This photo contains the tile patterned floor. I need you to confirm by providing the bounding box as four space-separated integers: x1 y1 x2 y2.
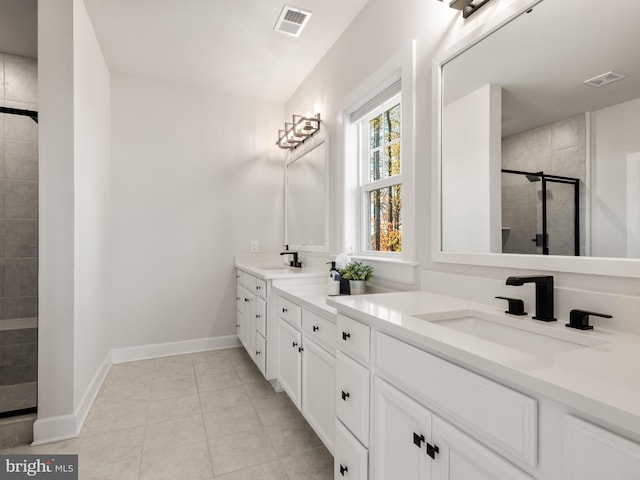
1 347 333 480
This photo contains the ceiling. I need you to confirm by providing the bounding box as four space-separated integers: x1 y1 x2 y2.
83 0 369 102
0 0 37 59
443 0 640 137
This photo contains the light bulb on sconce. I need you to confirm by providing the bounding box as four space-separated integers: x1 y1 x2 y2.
276 113 321 150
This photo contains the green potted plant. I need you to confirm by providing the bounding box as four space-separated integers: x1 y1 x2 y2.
340 261 374 295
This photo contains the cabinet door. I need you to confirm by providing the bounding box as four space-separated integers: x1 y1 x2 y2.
335 420 368 480
565 415 640 480
256 297 266 337
373 377 432 480
278 318 301 407
431 416 531 480
301 336 336 452
240 289 250 351
255 333 266 375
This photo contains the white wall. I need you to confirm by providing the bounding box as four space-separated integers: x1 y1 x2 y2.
285 0 640 318
592 98 640 258
110 75 283 349
442 84 501 253
72 0 112 409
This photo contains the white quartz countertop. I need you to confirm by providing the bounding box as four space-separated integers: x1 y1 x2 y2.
235 262 327 280
326 291 640 440
271 281 337 316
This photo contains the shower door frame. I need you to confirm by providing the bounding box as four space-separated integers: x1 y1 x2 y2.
502 168 580 256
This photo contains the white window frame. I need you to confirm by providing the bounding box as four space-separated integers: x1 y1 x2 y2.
358 94 403 256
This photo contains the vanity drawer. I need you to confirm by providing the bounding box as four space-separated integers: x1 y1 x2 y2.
374 331 537 467
242 272 257 291
336 351 370 446
256 297 266 336
255 278 266 299
335 420 368 480
302 309 336 352
277 296 301 329
336 315 370 364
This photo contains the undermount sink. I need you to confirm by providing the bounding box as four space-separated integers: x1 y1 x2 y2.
258 266 301 273
413 310 607 355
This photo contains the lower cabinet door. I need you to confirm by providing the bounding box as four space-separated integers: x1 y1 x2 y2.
277 318 301 407
431 416 532 480
255 333 266 376
372 377 432 480
301 336 335 452
335 420 368 480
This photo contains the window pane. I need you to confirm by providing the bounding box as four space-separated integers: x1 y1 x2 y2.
368 103 401 183
368 184 402 252
384 103 401 143
369 114 383 150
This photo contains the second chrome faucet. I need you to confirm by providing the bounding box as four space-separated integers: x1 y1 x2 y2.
506 275 556 322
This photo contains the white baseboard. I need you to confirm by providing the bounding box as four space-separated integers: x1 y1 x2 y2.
32 351 111 446
110 335 241 364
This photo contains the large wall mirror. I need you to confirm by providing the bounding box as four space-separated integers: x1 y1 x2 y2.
435 0 640 276
285 140 328 251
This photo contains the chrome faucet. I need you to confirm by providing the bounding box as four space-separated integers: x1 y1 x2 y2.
505 275 556 322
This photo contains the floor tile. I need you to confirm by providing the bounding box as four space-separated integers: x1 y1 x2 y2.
143 414 206 454
79 426 145 469
194 358 236 377
139 442 213 480
151 362 195 384
150 376 198 400
255 402 305 428
214 459 289 480
196 371 242 392
147 393 201 424
235 365 268 385
199 386 250 413
265 417 323 456
280 445 333 480
94 379 152 406
82 457 141 480
203 404 261 439
84 398 148 435
209 429 278 476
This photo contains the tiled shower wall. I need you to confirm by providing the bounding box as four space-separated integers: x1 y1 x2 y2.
502 114 586 256
0 52 38 414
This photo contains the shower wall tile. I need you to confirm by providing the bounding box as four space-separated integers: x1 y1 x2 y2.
0 140 5 177
552 146 585 180
4 60 37 104
4 219 37 258
4 180 38 219
552 116 579 151
4 297 37 319
0 61 5 101
5 140 38 180
5 258 37 297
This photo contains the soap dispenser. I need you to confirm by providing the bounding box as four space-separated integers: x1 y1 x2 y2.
327 261 341 296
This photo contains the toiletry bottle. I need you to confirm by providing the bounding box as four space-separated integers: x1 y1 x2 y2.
327 261 341 296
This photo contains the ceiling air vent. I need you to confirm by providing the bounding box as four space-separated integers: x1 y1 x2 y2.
274 5 312 37
584 71 626 88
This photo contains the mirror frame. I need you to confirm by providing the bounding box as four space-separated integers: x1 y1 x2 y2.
284 137 329 252
431 0 640 278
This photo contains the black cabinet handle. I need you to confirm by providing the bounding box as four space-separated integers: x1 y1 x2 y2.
427 443 439 459
413 432 425 448
341 390 350 401
292 342 298 348
313 325 319 332
339 465 348 476
256 285 261 290
244 298 249 302
235 297 240 300
282 307 288 313
298 346 304 353
256 351 261 356
342 331 350 341
256 314 261 319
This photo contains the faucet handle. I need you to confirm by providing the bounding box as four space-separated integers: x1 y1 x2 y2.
495 296 527 316
566 309 612 330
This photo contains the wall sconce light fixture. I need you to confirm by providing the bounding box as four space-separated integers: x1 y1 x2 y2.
276 113 321 150
438 0 491 18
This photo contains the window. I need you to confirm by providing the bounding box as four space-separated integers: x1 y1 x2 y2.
360 97 402 253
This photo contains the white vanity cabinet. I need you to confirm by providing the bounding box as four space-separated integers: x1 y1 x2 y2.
236 269 268 376
565 415 640 480
275 291 337 452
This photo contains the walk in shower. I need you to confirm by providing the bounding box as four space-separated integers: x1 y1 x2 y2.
0 53 39 420
502 168 581 256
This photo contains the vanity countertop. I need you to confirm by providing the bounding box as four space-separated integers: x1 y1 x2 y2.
235 262 327 280
271 280 337 317
327 290 640 440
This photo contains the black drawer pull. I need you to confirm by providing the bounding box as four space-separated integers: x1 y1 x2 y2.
292 342 298 348
256 351 261 356
341 390 350 401
282 307 288 313
339 465 348 476
342 331 350 341
313 325 319 332
298 346 304 353
427 443 440 459
413 432 425 448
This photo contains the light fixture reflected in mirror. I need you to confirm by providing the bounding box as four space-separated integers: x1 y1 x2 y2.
276 113 321 150
438 0 491 18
